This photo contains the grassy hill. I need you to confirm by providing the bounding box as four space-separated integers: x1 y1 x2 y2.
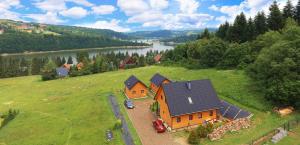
0 66 298 145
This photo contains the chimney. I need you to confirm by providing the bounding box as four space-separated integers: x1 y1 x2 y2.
186 81 191 90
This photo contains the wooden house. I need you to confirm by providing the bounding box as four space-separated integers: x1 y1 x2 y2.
124 75 148 99
119 57 136 69
154 79 222 129
154 54 162 63
150 73 171 93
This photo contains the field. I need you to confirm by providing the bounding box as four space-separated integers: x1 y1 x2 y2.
0 66 299 145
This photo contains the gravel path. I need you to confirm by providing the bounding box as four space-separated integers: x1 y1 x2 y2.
109 95 135 145
126 99 181 145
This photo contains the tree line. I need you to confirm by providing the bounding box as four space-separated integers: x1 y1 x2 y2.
216 0 300 43
0 51 161 79
162 0 300 109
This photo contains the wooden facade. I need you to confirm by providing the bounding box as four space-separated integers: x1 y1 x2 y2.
125 81 148 99
155 86 219 129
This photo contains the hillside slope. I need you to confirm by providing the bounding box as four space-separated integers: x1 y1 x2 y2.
0 19 141 53
0 66 298 145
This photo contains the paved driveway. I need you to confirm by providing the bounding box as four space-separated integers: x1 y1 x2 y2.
126 98 182 145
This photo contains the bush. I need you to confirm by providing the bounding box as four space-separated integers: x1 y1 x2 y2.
196 123 214 138
1 109 19 128
188 130 200 145
113 119 122 130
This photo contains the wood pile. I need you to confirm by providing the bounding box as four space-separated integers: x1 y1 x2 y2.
208 118 251 141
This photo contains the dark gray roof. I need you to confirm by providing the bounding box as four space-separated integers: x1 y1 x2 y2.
124 75 146 90
56 67 68 77
150 73 170 87
220 100 251 120
162 79 222 117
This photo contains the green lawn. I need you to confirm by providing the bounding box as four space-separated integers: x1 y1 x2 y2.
0 66 298 145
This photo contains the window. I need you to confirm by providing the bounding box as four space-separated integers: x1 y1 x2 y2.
141 90 144 93
161 95 163 100
198 113 202 118
189 115 193 120
209 110 213 116
176 117 181 123
132 91 136 94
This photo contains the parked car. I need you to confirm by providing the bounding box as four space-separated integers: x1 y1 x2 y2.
152 119 166 133
124 99 134 109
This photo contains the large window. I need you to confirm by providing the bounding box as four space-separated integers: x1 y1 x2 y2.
198 113 202 118
209 110 213 116
132 91 136 94
176 117 181 123
189 115 193 120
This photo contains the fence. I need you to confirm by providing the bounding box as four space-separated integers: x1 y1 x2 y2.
248 118 300 145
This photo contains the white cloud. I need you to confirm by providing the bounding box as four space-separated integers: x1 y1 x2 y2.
65 0 94 7
92 5 116 15
176 0 200 14
25 12 65 24
34 0 66 12
117 0 149 16
149 0 168 10
78 19 131 32
0 0 22 20
60 7 88 18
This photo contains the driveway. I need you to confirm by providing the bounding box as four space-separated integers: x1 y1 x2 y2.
126 98 182 145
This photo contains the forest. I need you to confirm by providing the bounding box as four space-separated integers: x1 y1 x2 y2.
163 0 300 109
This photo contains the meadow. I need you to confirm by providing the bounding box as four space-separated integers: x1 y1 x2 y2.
0 66 298 145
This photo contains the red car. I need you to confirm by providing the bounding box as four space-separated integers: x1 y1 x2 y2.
152 119 166 133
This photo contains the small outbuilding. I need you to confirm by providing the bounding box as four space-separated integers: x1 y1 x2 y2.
56 67 69 77
150 73 171 93
124 75 148 99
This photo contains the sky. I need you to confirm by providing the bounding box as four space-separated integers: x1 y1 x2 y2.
0 0 298 32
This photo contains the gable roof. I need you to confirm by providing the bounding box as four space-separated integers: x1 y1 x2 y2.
150 73 170 87
56 67 69 77
161 79 222 117
124 75 146 90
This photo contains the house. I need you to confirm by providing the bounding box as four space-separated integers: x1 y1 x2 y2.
154 79 222 129
154 54 162 63
124 75 148 99
150 73 171 93
63 64 71 71
0 29 4 34
56 67 69 77
119 57 136 69
77 62 84 70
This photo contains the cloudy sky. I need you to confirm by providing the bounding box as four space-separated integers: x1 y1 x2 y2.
0 0 297 32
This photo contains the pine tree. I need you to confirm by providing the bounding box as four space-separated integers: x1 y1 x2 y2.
55 57 62 67
254 12 268 36
296 0 300 24
247 17 256 41
283 0 295 20
227 12 248 43
216 21 229 40
198 28 211 39
268 1 284 30
67 56 73 64
61 57 66 64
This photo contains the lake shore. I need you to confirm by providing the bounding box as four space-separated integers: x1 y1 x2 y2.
0 45 150 57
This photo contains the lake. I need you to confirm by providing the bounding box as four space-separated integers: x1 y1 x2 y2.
1 41 174 64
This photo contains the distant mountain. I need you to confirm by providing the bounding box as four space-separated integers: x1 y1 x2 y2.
0 19 146 53
127 29 217 39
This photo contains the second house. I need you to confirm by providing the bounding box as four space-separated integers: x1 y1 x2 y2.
124 75 148 99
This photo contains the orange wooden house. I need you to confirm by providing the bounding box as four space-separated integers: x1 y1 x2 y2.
154 79 222 129
124 75 148 99
150 73 171 93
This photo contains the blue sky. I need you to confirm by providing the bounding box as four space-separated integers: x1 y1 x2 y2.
0 0 296 32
